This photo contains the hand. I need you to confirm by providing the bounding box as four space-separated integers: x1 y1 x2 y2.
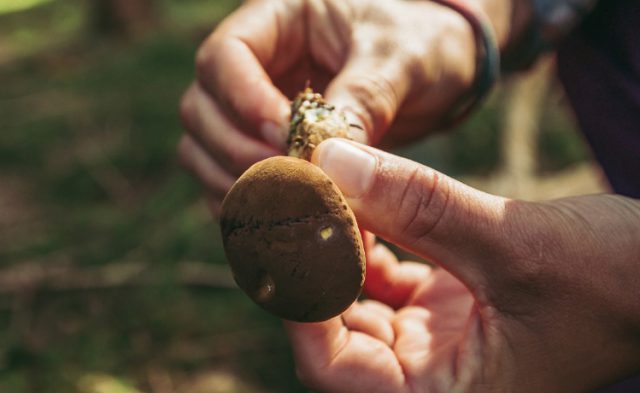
178 0 478 214
285 139 640 393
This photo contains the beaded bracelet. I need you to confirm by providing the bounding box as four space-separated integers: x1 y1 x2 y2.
429 0 500 129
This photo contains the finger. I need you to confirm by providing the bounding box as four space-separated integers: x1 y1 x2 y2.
362 230 375 256
407 269 475 333
393 301 484 392
342 300 395 346
392 307 433 365
205 194 222 217
284 319 408 393
357 299 395 320
323 40 413 144
391 306 460 385
180 83 282 176
312 139 511 291
364 242 432 309
177 134 236 199
195 0 297 146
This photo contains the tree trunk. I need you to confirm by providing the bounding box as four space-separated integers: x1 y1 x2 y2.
91 0 158 38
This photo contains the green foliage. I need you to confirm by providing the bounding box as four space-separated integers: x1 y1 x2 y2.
395 93 503 176
0 0 55 16
0 1 305 392
537 90 590 172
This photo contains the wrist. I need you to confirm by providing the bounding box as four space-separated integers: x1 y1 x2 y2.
417 1 477 118
418 0 499 128
473 0 534 51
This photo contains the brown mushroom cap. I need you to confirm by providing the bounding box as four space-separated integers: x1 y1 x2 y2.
220 156 365 322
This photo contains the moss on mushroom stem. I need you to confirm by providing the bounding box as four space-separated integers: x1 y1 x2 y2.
287 88 355 161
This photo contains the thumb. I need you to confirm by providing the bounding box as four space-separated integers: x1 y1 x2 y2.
311 139 512 290
323 55 411 144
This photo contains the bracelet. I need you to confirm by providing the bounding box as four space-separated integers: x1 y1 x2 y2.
429 0 500 129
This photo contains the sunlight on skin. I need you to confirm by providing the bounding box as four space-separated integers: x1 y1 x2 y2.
280 139 640 392
0 0 54 15
284 241 483 393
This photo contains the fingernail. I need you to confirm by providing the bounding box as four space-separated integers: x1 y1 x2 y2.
260 121 288 151
314 139 376 198
260 101 290 150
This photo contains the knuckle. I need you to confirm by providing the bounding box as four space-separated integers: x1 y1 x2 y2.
395 167 449 245
194 42 214 81
195 38 243 118
195 37 226 85
344 73 398 132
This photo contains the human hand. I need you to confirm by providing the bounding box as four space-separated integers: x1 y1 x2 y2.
178 0 479 214
285 139 640 393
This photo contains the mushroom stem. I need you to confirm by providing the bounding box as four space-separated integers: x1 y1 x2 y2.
287 88 357 161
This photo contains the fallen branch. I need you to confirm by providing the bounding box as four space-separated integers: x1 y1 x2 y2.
0 260 236 294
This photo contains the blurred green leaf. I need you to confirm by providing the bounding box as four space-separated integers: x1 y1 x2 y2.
0 0 54 15
77 374 141 393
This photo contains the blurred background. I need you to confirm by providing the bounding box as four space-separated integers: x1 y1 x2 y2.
0 0 608 392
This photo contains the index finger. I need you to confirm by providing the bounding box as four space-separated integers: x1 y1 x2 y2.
195 0 302 143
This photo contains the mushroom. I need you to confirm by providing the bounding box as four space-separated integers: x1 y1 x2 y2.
220 88 365 322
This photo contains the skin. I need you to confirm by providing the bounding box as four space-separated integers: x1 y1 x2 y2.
178 0 482 213
178 0 640 391
289 139 640 392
